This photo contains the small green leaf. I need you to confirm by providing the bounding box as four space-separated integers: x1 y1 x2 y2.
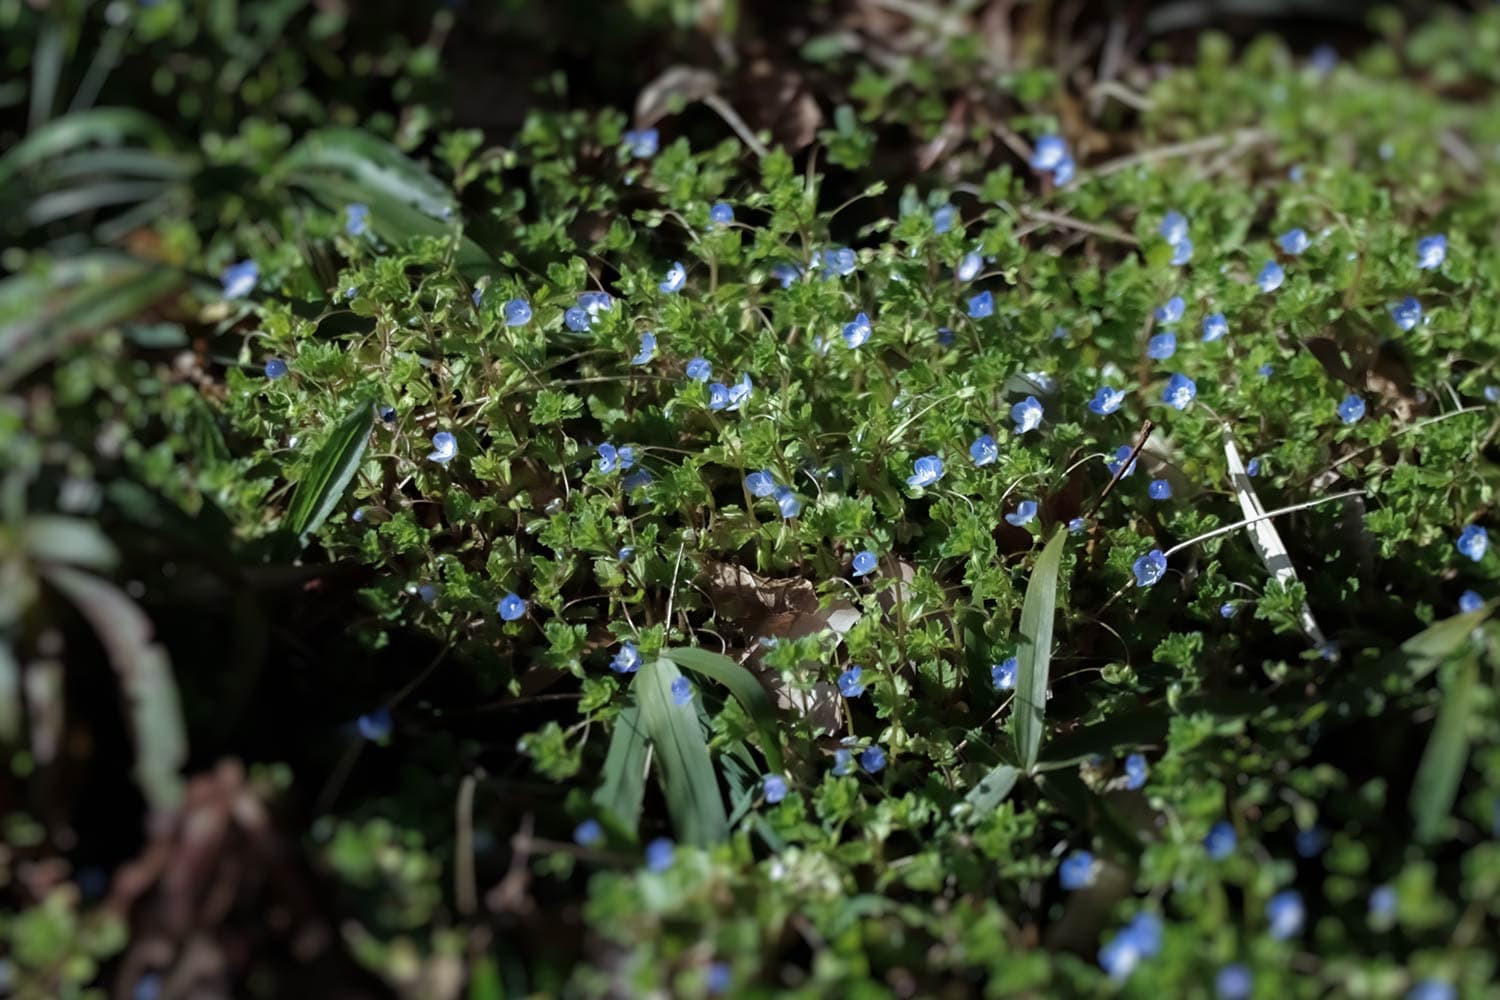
593 703 648 836
1014 525 1066 772
636 658 728 847
284 398 375 545
1402 608 1489 680
1411 658 1477 844
664 646 784 773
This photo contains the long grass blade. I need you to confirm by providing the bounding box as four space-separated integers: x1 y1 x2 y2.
637 658 729 846
1013 525 1066 772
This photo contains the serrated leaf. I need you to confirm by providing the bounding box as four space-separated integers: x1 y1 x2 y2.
1411 658 1477 844
284 398 374 545
593 703 648 836
636 658 728 847
664 646 784 773
1014 525 1066 772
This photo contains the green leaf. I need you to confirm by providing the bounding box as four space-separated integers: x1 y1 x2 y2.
960 762 1019 825
593 703 648 836
281 128 458 218
1411 658 1477 844
636 658 728 847
284 398 375 545
21 515 118 571
0 108 170 189
0 640 19 746
1402 607 1489 680
663 646 785 773
1013 526 1066 772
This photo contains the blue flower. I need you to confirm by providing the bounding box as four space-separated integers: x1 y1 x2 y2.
264 358 288 379
1155 296 1185 324
1457 524 1488 561
623 128 659 158
644 836 674 872
1148 479 1172 500
771 262 802 288
907 455 946 489
499 298 532 326
564 306 590 332
713 373 752 411
1407 981 1456 1000
1278 227 1309 254
1123 753 1148 790
417 583 440 603
838 666 866 698
221 259 259 299
763 774 787 803
573 818 603 846
1089 386 1127 416
991 657 1017 690
1011 395 1044 433
1295 827 1327 858
1417 234 1447 270
671 676 693 706
832 748 854 776
1220 602 1238 619
1337 395 1366 424
345 202 370 237
860 746 886 773
709 201 734 225
1052 155 1075 185
597 443 635 474
1068 518 1087 534
967 290 994 319
842 311 873 349
1168 236 1194 266
1132 550 1166 587
617 546 634 561
1098 912 1163 982
1215 964 1253 1000
1204 820 1237 859
686 357 712 381
1005 500 1038 526
1488 385 1500 403
1247 457 1262 477
1030 134 1068 171
428 431 458 464
1147 332 1177 360
745 470 777 497
379 405 396 423
1368 884 1396 920
1202 312 1228 342
356 708 392 742
610 642 642 674
1107 445 1139 478
1259 363 1274 376
820 247 857 278
1163 373 1197 411
1059 850 1096 890
937 327 955 347
932 203 956 234
631 332 657 365
957 251 982 282
1390 296 1423 331
773 485 801 519
1289 164 1305 182
1159 210 1189 247
1266 890 1305 939
1257 260 1285 292
578 291 612 316
622 469 653 496
970 434 999 467
347 286 359 301
659 261 686 294
497 593 528 621
1460 590 1483 613
853 550 878 577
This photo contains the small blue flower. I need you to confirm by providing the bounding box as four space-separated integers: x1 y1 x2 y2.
745 470 777 497
706 964 731 996
1278 227 1310 254
1155 296 1185 324
771 262 802 288
1295 827 1327 858
1160 211 1189 247
1147 332 1177 360
1163 373 1197 411
495 298 529 326
617 546 634 561
842 311 873 349
970 434 999 467
221 259 259 299
1220 602 1238 619
347 286 359 301
1005 500 1038 526
345 202 370 237
610 642 642 674
991 657 1017 690
716 373 752 411
497 593 528 621
838 666 866 698
1148 479 1172 500
1407 981 1456 1000
819 247 857 278
671 676 693 706
1098 912 1163 982
417 583 440 603
709 201 734 226
932 203 956 234
564 306 591 332
357 708 392 742
471 287 484 307
1247 457 1262 477
1107 445 1139 478
1459 590 1483 613
957 251 983 283
763 773 788 803
428 431 458 464
1488 385 1500 403
1457 524 1488 561
1052 155 1076 185
1133 550 1166 588
1123 753 1148 790
773 485 801 519
1215 964 1253 1000
936 327 955 347
1030 134 1068 171
1067 518 1086 534
578 291 612 316
907 455 946 489
1266 890 1305 939
631 332 657 365
1257 260 1285 292
622 469 653 496
644 836 675 872
686 357 712 381
379 405 396 423
852 550 878 577
1011 395 1043 434
660 261 686 294
597 443 635 474
1204 820 1237 859
1390 296 1423 331
1089 386 1127 416
1202 312 1229 342
623 128 659 158
832 748 854 776
573 818 603 846
1059 850 1096 890
1169 237 1194 266
1289 164 1305 182
1417 234 1447 270
1259 363 1274 377
1368 884 1396 920
264 358 288 379
860 746 886 773
1337 395 1366 424
967 290 994 319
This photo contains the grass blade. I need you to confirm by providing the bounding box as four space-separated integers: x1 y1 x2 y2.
1411 658 1477 844
960 762 1019 826
1013 525 1067 772
637 658 729 846
1402 606 1490 681
0 108 170 189
284 398 375 545
664 646 785 773
593 704 649 836
280 127 457 218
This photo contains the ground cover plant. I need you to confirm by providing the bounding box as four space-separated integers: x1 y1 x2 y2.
3 1 1500 997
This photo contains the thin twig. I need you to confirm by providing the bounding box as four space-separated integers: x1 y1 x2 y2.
1162 490 1365 559
1018 208 1140 245
1083 128 1270 183
702 94 769 159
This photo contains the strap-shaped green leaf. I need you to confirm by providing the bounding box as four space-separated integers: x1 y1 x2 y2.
284 398 374 545
637 658 729 847
1411 657 1477 844
593 704 649 836
1013 525 1067 772
664 646 785 773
